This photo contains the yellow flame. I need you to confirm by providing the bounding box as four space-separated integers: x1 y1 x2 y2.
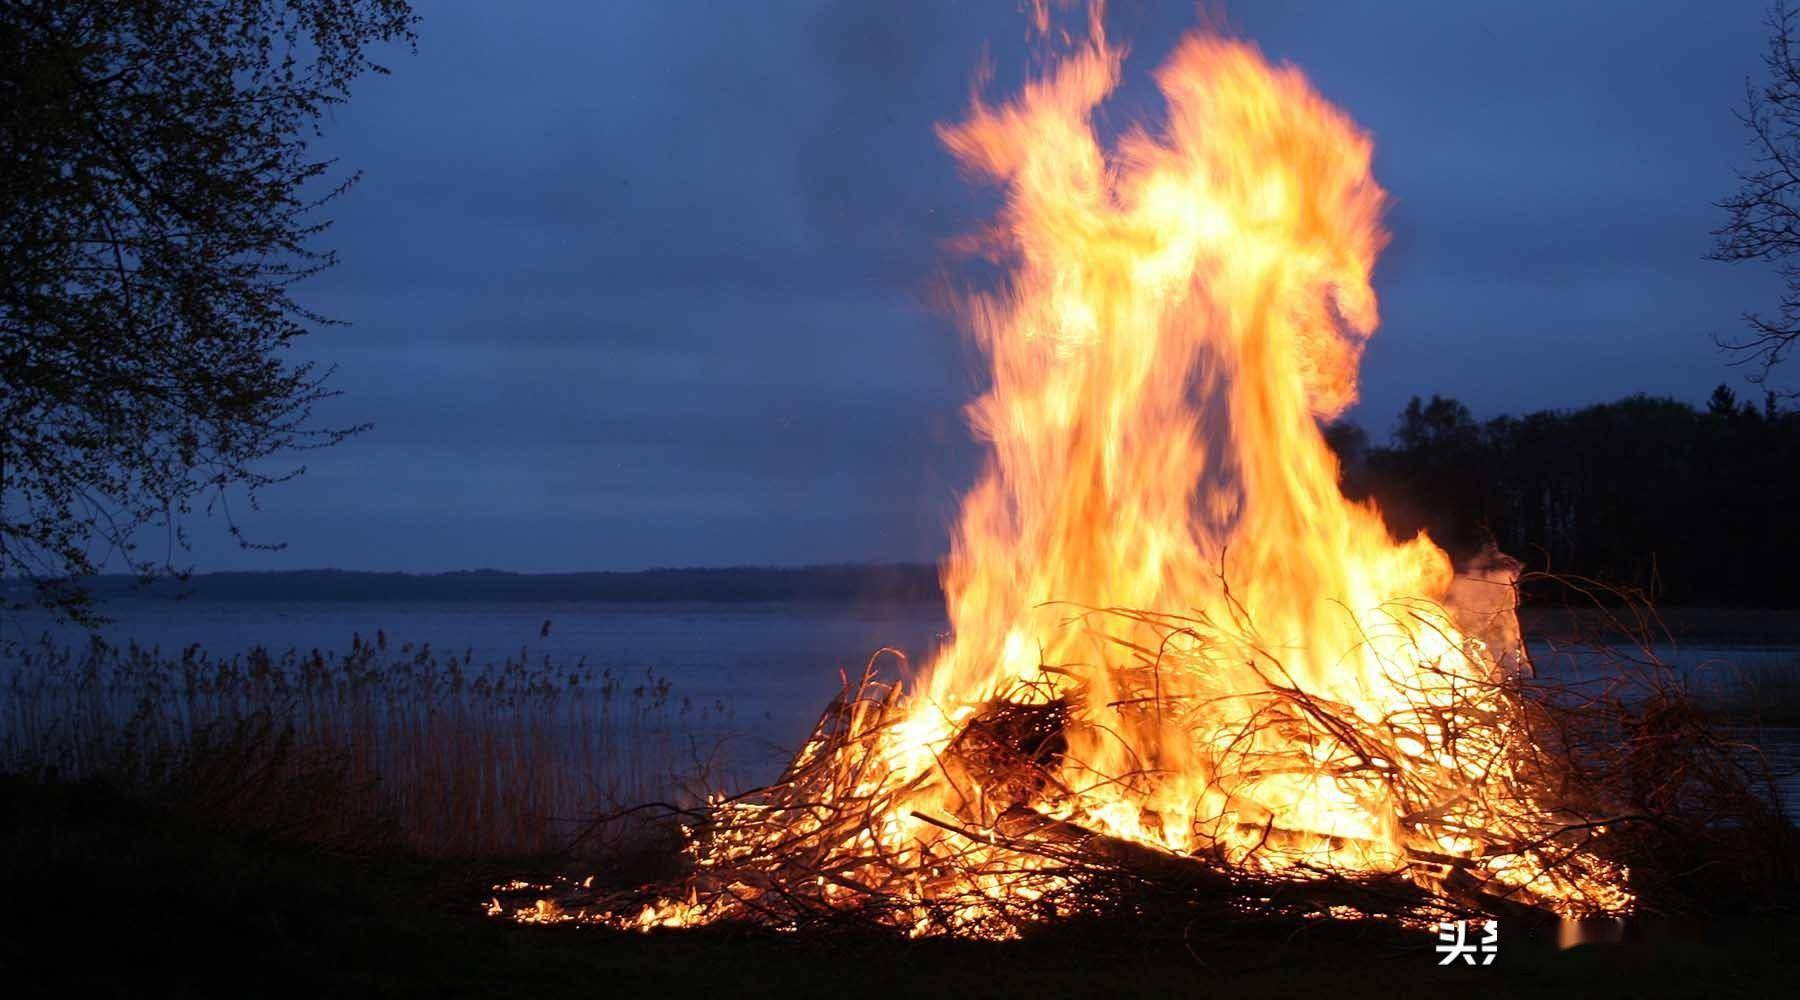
912 17 1468 872
589 7 1632 935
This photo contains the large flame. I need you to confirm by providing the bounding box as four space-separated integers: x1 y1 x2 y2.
893 17 1536 879
504 8 1632 936
916 23 1450 852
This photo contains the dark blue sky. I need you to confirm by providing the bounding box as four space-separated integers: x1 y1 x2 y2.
206 2 1785 572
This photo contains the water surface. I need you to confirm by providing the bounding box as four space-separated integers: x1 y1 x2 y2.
7 599 1795 807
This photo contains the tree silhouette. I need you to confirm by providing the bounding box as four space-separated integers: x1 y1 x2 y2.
1 1 416 622
1336 389 1800 606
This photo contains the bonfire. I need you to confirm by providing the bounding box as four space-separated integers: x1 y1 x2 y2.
495 7 1637 937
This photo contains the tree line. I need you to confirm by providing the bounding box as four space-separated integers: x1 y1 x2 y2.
1328 387 1800 606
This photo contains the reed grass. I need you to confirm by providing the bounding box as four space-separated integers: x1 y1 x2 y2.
0 631 731 858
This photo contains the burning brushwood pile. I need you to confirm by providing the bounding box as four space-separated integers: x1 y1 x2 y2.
493 7 1642 937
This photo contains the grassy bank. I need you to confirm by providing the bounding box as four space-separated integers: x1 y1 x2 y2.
2 627 1797 996
2 775 1797 998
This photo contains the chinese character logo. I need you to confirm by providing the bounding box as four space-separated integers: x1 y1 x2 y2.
1436 919 1499 965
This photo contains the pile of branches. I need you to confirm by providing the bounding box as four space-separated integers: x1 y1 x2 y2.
493 591 1796 936
495 669 1460 936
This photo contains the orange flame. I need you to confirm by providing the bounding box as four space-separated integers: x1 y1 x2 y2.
513 8 1632 936
913 18 1479 869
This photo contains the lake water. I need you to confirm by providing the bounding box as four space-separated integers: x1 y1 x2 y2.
4 600 954 778
6 599 1796 808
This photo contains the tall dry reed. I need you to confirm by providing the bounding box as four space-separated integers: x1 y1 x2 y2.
1 631 732 857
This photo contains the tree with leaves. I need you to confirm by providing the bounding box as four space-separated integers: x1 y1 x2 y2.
1 1 416 623
1713 0 1800 396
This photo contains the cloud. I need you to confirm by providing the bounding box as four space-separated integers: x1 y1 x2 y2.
188 1 1783 571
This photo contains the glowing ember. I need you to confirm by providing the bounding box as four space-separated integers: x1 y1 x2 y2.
496 4 1632 936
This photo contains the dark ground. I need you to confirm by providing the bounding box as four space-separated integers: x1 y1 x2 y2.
0 777 1792 998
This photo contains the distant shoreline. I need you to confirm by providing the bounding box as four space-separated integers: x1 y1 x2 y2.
8 565 946 606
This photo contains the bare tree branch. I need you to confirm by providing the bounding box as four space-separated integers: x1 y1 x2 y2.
1 1 415 624
1711 1 1800 394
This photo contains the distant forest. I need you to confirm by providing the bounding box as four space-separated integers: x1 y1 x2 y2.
1331 386 1800 607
